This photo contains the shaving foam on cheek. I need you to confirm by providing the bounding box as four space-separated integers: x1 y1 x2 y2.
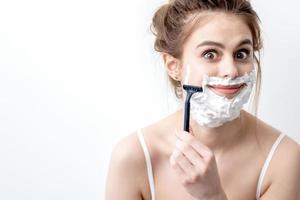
190 69 256 128
183 64 191 85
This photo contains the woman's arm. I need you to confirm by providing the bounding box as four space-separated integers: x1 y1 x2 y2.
105 133 144 200
260 137 300 200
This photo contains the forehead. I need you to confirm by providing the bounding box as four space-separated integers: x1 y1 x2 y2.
186 12 253 48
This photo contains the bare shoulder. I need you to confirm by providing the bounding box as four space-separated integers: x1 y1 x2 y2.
110 132 145 169
262 132 300 199
105 110 181 200
247 111 300 160
245 111 299 155
245 111 300 199
105 132 146 200
270 130 300 177
269 129 300 180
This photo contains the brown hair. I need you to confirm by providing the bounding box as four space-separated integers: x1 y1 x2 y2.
151 0 263 114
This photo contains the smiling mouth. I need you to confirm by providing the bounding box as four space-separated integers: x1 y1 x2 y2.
208 84 246 96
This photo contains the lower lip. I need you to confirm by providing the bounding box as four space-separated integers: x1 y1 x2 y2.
209 85 244 95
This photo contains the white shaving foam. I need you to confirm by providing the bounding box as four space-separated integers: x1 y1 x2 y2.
190 69 256 128
183 64 191 85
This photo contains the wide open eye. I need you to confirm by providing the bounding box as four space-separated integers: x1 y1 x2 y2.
202 50 218 60
235 48 250 60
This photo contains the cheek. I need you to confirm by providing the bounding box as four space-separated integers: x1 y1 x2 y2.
181 54 217 85
183 64 214 87
237 63 255 74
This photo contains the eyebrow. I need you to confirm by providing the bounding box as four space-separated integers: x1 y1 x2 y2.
195 39 253 49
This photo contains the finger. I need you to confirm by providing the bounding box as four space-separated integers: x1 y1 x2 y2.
171 149 196 177
175 137 204 167
191 142 215 163
189 126 195 136
175 130 213 162
169 154 186 178
171 149 202 183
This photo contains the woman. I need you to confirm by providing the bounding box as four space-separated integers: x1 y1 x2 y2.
105 0 300 199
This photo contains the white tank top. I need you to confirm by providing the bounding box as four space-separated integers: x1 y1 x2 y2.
137 129 285 200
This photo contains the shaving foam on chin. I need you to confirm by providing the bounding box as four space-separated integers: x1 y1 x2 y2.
190 69 256 128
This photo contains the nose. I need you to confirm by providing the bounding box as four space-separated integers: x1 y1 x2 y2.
218 55 239 79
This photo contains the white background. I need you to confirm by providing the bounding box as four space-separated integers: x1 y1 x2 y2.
0 0 299 199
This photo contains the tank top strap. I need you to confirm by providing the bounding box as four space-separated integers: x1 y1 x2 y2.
256 132 285 199
137 129 156 200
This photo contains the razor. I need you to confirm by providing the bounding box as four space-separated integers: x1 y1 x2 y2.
182 84 203 132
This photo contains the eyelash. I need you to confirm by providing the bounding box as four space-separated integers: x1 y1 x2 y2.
201 48 251 61
202 49 218 59
236 48 250 59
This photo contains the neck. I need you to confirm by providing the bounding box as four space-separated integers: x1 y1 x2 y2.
176 109 248 155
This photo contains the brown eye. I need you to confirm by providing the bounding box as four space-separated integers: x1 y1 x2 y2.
202 50 218 60
235 49 250 60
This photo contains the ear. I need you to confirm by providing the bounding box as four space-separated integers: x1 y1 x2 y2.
161 53 182 81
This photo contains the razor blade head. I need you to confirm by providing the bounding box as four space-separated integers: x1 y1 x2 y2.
183 84 203 93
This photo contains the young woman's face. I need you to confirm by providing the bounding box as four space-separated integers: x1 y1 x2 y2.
180 12 254 96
